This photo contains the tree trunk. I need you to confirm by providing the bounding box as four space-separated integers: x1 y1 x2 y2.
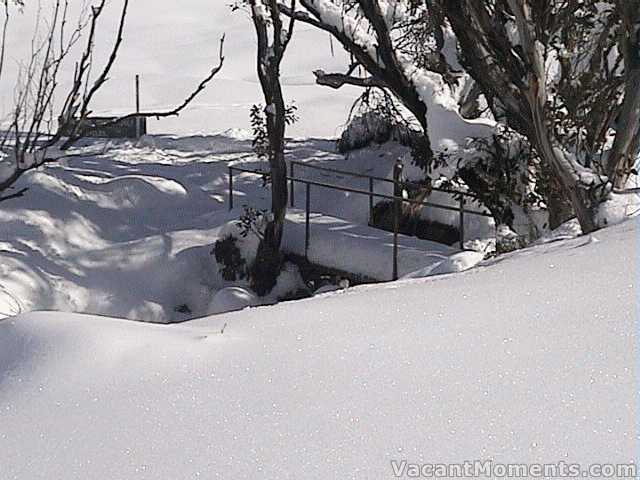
249 1 291 295
606 3 640 189
545 178 574 230
529 99 600 233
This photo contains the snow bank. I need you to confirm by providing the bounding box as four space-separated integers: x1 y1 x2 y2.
0 218 635 479
1 135 486 322
597 193 640 227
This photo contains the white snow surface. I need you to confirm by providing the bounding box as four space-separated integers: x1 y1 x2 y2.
283 209 460 280
0 136 484 322
0 0 360 138
0 217 636 479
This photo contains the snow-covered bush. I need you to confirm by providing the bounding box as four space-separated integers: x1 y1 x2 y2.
495 225 527 254
337 111 416 153
371 200 460 246
337 89 418 153
444 127 551 245
212 208 263 282
213 236 247 281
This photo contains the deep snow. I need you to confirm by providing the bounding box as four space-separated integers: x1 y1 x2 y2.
0 3 637 476
0 135 488 322
0 217 636 479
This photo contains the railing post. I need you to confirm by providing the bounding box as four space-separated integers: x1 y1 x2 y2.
392 159 404 281
305 182 311 260
290 162 295 207
228 166 234 211
393 201 399 281
368 177 374 225
459 196 465 249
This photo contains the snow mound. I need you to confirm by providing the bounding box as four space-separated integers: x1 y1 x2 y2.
596 193 640 227
402 250 485 278
0 218 635 478
206 286 258 315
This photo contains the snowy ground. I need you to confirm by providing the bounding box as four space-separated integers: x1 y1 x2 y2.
0 0 360 138
0 134 488 322
0 4 637 477
0 217 635 479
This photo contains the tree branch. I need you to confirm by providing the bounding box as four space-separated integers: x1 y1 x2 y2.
313 69 387 89
84 35 226 131
0 187 28 203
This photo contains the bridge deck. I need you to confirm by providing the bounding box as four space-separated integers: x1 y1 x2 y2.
282 209 460 281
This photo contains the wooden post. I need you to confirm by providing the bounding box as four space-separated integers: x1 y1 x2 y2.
305 182 311 260
135 75 141 139
459 196 465 249
392 159 404 281
368 177 374 225
228 166 234 211
290 162 295 207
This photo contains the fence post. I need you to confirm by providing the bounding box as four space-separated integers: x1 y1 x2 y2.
290 162 295 207
368 177 374 225
392 159 404 281
459 196 465 249
228 166 234 211
135 75 141 139
305 182 311 260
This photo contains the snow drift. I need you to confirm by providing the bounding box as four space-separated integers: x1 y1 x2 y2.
0 217 636 479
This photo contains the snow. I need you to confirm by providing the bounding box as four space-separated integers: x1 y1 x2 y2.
0 0 360 139
0 5 637 476
282 209 466 280
0 217 636 478
597 192 640 227
206 286 258 315
0 135 487 322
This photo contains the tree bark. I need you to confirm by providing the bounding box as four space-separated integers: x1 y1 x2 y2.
606 1 640 189
442 0 610 233
249 0 292 295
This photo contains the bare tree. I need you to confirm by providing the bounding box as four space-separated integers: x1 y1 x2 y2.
0 0 87 200
0 0 225 202
243 0 295 295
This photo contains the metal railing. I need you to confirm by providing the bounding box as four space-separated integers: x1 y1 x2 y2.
227 161 492 280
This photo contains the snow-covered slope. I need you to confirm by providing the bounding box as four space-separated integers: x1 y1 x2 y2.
0 0 359 138
0 218 636 479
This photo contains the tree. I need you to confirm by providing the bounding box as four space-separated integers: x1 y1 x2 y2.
280 1 640 234
279 0 459 168
438 0 639 233
244 0 296 295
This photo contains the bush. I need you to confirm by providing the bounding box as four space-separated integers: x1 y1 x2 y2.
212 235 247 281
212 208 264 283
337 111 417 153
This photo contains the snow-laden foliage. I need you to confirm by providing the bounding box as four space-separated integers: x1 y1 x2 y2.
440 0 640 232
289 0 639 235
213 207 266 283
337 89 417 152
442 127 551 242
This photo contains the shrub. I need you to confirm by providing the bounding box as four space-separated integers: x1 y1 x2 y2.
212 235 247 281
